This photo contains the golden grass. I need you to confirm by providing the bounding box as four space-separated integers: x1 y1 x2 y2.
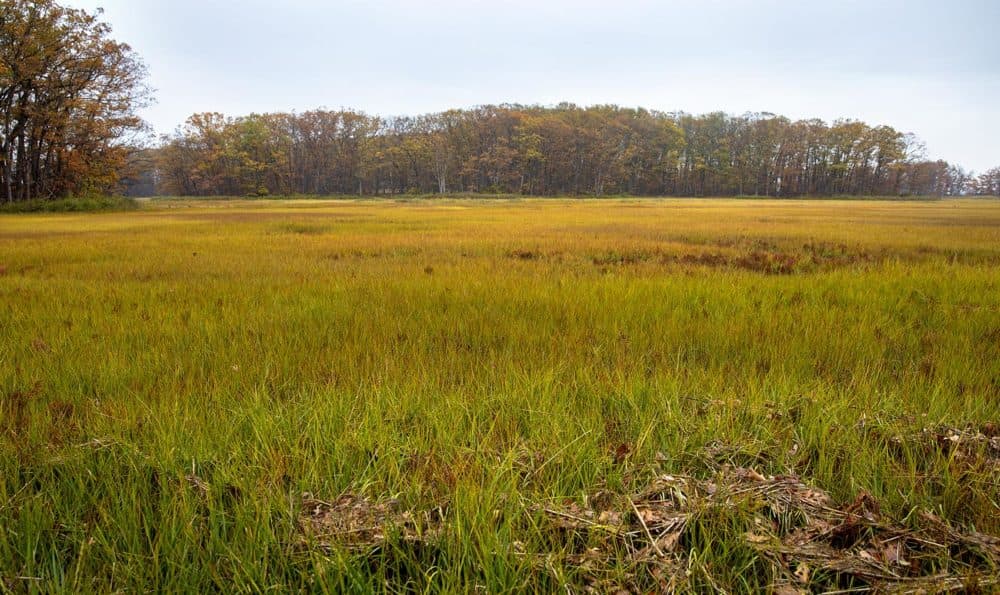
1 198 999 592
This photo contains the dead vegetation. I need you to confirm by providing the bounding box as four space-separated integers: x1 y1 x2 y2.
580 240 883 274
885 425 1000 481
1 382 42 439
293 451 1000 593
857 421 1000 477
273 222 334 235
298 492 447 552
508 249 541 260
892 424 1000 462
530 467 1000 593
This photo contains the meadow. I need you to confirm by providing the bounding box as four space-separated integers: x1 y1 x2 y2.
1 198 999 593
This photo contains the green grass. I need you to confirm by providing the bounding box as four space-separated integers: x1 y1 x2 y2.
1 198 999 592
0 196 139 213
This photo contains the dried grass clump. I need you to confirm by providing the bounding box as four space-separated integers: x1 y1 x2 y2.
533 467 1000 592
298 493 447 551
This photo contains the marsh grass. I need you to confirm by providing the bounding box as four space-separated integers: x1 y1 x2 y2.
1 198 999 592
0 196 138 213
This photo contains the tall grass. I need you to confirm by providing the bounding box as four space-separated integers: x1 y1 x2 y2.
0 196 139 213
1 198 998 591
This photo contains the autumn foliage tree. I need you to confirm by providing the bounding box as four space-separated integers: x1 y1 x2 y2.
0 0 149 202
156 105 975 198
970 167 1000 196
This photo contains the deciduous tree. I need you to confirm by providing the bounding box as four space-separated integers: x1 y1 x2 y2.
0 0 149 202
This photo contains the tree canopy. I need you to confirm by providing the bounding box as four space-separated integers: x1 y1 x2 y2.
0 0 150 202
155 106 983 198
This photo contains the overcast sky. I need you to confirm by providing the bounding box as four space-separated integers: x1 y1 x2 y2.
65 0 999 172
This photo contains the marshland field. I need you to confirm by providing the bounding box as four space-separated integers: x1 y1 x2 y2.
2 197 1000 593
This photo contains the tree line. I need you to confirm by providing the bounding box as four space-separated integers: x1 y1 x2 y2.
152 106 994 198
3 0 998 202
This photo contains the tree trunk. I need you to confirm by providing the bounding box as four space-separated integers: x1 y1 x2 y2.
2 146 12 203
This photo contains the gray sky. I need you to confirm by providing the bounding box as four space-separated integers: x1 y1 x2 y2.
67 0 999 172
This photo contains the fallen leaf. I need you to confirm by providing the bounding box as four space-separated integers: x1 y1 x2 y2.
612 443 631 464
794 562 810 584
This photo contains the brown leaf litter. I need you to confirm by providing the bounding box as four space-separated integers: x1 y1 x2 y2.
893 425 1000 466
298 492 446 551
293 434 999 591
532 467 1000 593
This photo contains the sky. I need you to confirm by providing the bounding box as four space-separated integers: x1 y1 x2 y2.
65 0 1000 172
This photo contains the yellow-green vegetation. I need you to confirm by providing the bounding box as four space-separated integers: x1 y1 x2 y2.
2 198 999 592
